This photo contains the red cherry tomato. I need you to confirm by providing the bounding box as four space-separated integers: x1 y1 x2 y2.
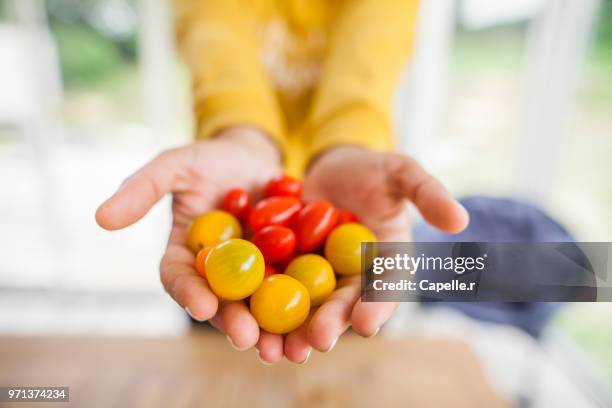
248 196 302 231
293 200 338 253
337 209 359 225
251 225 296 263
264 264 280 277
264 175 302 198
220 188 251 221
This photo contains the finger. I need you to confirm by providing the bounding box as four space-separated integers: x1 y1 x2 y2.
307 276 360 352
96 148 191 230
389 154 469 233
210 300 260 351
256 331 284 364
284 318 312 364
351 301 398 337
167 221 188 246
160 242 218 321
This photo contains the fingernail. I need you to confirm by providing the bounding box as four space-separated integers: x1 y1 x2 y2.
226 335 249 351
367 327 380 338
298 349 312 365
325 338 338 352
185 307 205 322
257 350 272 366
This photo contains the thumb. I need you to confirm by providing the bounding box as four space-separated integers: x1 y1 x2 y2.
96 147 191 230
388 154 469 234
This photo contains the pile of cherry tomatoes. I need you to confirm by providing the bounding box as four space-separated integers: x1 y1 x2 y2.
187 175 376 334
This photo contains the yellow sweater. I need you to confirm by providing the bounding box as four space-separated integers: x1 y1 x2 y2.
174 0 419 177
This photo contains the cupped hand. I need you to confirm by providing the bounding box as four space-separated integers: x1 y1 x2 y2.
95 126 283 354
286 146 469 358
96 136 469 366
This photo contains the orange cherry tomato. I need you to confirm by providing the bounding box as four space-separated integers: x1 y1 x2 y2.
187 210 242 253
220 188 251 222
324 223 377 275
248 196 302 231
285 254 336 306
250 274 310 334
264 174 302 198
293 200 338 253
251 225 296 263
264 264 280 277
195 245 213 278
205 239 264 300
337 209 359 225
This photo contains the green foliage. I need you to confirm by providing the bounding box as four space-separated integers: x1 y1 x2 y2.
46 0 139 89
596 0 612 45
52 24 124 88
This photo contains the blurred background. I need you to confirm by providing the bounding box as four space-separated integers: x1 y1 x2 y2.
0 0 611 406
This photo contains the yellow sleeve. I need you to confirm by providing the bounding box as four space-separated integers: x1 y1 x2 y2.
305 0 420 164
174 0 286 151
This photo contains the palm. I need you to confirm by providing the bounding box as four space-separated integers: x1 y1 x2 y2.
168 136 282 234
304 147 412 242
299 147 469 354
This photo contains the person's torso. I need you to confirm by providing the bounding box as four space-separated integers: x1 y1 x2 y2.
242 0 342 132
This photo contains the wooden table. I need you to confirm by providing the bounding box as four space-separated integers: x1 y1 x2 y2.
0 328 507 407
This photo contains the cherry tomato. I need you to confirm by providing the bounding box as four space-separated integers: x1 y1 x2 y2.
248 196 302 231
187 210 242 253
194 245 213 278
250 274 310 334
251 225 296 263
324 223 376 275
205 239 264 300
264 174 302 198
220 188 251 221
285 254 336 306
337 209 359 225
293 200 338 253
264 264 280 277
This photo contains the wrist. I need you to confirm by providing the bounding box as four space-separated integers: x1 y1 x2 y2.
307 145 366 175
217 126 282 165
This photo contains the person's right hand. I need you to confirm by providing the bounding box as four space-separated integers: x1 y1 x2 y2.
95 126 283 357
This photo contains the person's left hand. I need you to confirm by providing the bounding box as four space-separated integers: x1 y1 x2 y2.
274 146 469 364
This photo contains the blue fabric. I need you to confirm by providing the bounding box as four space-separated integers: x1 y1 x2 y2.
413 196 575 338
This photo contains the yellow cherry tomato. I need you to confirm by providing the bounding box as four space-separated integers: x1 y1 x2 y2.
205 239 264 300
285 254 336 306
187 210 242 253
324 223 376 275
250 274 310 334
